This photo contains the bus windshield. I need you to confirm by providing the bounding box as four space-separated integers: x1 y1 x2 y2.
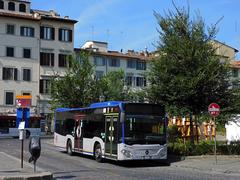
124 115 166 145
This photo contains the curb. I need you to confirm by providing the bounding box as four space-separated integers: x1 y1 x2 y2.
0 152 53 180
0 172 52 180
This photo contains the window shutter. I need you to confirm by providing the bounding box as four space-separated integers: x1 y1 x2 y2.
69 30 72 42
40 26 44 39
2 68 6 80
20 27 24 36
39 80 43 93
14 68 18 81
51 28 55 40
51 53 54 66
58 29 62 41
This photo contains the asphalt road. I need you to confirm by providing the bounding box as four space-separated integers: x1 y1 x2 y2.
0 138 239 180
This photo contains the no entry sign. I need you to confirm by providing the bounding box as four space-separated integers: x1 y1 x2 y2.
208 103 220 117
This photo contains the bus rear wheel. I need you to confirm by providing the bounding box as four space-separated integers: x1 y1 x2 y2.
94 144 103 162
67 140 73 156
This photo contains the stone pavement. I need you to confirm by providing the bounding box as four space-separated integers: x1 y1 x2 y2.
0 152 52 180
171 155 240 176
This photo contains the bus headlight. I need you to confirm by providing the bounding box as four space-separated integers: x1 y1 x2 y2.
121 149 132 158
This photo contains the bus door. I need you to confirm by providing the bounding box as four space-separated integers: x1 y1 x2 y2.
74 120 83 151
105 115 118 159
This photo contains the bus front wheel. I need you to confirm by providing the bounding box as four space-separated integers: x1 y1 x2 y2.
94 144 103 163
67 140 73 156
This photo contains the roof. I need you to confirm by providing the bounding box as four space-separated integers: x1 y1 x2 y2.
0 10 77 24
230 61 240 69
0 11 40 21
75 48 153 62
213 40 239 53
55 101 124 113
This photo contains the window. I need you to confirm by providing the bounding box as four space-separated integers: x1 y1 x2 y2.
5 92 14 105
2 67 18 80
23 48 31 58
95 71 104 80
23 69 31 81
40 79 51 94
59 54 68 67
59 29 72 42
232 69 238 78
109 58 120 67
8 2 15 11
40 52 54 66
22 92 31 96
6 47 14 57
6 24 15 35
19 3 26 12
94 56 106 66
136 77 146 87
0 1 3 9
126 76 133 86
40 26 55 40
136 61 146 70
20 27 34 37
127 59 136 68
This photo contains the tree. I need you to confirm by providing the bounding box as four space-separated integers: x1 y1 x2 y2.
147 5 232 142
50 50 99 108
97 70 134 101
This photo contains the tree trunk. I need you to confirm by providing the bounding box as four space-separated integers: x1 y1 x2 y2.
190 115 195 145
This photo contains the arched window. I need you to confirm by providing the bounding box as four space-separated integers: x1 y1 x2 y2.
19 3 26 12
8 2 15 11
0 1 4 9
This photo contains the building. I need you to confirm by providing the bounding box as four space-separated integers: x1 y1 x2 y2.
76 41 151 91
0 0 77 135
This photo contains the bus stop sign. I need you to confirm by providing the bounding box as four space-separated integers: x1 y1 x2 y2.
208 103 220 117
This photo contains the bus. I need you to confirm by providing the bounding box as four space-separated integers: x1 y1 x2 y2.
54 101 167 162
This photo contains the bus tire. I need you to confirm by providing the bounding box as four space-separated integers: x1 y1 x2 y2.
94 143 103 163
67 140 73 156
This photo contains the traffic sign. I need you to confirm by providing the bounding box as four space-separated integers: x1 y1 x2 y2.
208 103 220 117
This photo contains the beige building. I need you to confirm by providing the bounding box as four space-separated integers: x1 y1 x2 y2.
76 41 151 91
0 0 77 134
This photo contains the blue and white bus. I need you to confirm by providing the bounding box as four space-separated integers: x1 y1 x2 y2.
54 101 167 162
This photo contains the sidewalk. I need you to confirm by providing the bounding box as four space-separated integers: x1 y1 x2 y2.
171 155 240 176
0 152 52 180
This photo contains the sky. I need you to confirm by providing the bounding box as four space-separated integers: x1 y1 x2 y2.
31 0 240 57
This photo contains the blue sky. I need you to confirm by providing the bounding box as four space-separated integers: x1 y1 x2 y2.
32 0 240 57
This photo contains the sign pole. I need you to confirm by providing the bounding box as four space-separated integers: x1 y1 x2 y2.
214 117 217 164
208 103 220 165
21 108 24 169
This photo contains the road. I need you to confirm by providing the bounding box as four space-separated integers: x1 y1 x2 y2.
0 138 239 180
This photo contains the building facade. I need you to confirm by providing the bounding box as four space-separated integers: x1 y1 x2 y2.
0 0 77 134
76 41 151 91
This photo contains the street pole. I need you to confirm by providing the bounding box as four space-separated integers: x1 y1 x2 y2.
21 131 23 168
214 117 217 164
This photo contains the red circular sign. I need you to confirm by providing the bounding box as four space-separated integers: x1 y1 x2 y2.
208 103 220 117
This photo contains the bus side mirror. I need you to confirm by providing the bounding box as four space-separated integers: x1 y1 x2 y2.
120 112 125 122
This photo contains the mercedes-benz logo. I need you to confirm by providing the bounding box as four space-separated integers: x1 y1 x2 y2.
145 150 149 155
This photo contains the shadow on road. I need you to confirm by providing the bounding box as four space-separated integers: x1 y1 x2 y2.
64 152 185 168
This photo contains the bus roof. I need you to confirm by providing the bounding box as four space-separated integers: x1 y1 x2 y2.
55 101 125 112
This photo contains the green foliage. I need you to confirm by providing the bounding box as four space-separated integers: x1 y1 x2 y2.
168 125 181 143
147 5 232 117
168 140 240 156
50 51 99 108
97 70 132 101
